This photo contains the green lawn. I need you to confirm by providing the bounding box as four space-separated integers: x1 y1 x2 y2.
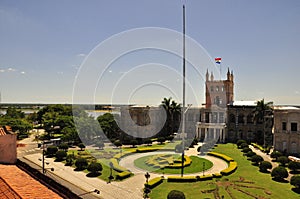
149 143 299 199
134 155 213 174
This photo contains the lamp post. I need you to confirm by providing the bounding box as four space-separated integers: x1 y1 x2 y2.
144 172 150 199
203 162 205 176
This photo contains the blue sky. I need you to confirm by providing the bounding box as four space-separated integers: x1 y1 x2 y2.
0 0 299 106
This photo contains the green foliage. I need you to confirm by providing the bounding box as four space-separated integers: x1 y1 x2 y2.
0 116 32 136
97 113 120 139
110 158 129 173
55 150 67 161
291 175 300 188
66 154 75 166
207 152 234 162
220 161 238 175
242 147 252 153
270 151 282 161
58 143 69 151
239 142 249 149
271 166 288 181
145 177 164 189
114 140 122 148
75 158 88 170
259 161 272 172
87 162 103 174
167 190 186 199
251 155 264 165
277 156 289 166
115 171 132 180
47 146 58 156
5 107 25 119
157 137 166 144
236 139 246 147
167 176 197 182
130 139 138 147
288 161 300 172
78 143 85 150
246 151 256 157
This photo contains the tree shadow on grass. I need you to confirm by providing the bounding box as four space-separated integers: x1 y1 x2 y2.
86 172 101 178
272 177 289 183
259 170 271 174
291 187 300 194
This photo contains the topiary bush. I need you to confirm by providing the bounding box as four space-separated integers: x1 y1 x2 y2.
291 175 300 189
271 166 288 181
277 156 289 167
259 161 272 173
167 190 186 199
55 150 67 161
46 146 58 157
87 162 103 175
58 143 69 152
75 158 88 170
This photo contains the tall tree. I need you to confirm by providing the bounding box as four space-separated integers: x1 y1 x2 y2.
160 97 181 137
253 99 273 146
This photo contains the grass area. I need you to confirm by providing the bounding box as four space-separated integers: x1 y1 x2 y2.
149 143 299 199
134 155 213 174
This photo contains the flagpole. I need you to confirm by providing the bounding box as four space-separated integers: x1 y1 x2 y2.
181 4 186 178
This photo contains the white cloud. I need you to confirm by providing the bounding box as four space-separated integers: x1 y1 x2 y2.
7 67 16 72
0 69 5 73
108 70 112 73
20 71 26 74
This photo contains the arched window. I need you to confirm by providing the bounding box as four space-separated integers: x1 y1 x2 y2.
216 86 219 92
210 86 214 92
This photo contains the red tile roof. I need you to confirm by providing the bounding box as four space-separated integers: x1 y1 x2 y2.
0 177 21 199
0 165 62 199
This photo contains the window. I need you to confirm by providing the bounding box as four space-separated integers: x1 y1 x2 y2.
219 112 224 123
210 86 214 92
229 114 235 123
291 123 297 132
222 86 225 92
216 86 219 92
282 122 287 131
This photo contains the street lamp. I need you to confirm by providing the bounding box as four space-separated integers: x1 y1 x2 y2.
144 172 151 199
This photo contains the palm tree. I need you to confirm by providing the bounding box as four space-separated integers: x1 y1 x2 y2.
161 97 181 137
253 99 273 147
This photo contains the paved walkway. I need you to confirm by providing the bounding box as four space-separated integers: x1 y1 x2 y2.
24 143 228 199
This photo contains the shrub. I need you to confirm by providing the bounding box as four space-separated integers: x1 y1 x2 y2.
47 146 58 156
110 158 129 172
78 143 85 151
95 141 105 150
145 177 163 189
221 161 238 175
167 176 197 182
167 190 186 199
277 156 289 166
212 173 222 178
251 155 264 166
239 142 249 149
87 162 103 175
271 166 288 181
236 140 247 147
291 175 300 189
75 158 88 170
242 147 252 153
55 150 67 161
270 151 282 161
246 151 256 158
116 171 132 180
58 143 69 151
66 154 75 166
207 152 234 162
130 139 138 147
197 174 213 181
288 161 300 172
157 137 166 144
259 161 272 172
114 140 122 148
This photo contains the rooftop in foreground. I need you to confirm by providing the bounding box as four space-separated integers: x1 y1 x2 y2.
0 164 62 199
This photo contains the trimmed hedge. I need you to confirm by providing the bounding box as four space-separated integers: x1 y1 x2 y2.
167 176 197 182
207 152 234 162
115 171 132 180
145 177 164 189
136 148 160 153
165 156 192 169
197 174 213 181
110 158 129 173
212 173 222 178
221 161 238 175
251 143 265 152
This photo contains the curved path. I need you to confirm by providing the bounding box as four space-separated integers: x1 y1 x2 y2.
119 148 228 177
